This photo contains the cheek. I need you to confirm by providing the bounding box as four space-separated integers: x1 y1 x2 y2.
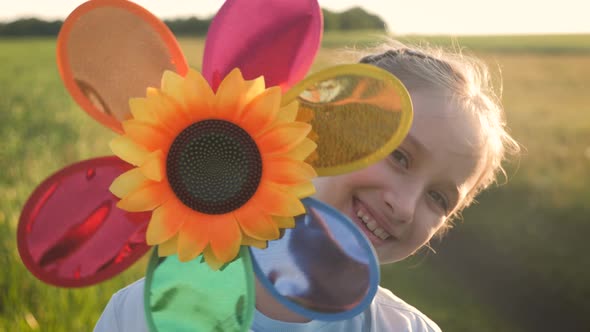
311 164 390 207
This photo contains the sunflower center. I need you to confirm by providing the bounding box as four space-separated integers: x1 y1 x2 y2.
166 119 262 214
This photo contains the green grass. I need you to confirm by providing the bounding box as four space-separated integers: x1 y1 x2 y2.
2 33 589 331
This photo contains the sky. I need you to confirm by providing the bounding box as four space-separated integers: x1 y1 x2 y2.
1 0 589 35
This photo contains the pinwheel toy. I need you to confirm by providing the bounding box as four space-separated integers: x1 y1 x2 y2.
17 0 413 330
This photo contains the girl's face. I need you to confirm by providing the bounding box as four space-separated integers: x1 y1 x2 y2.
313 91 485 264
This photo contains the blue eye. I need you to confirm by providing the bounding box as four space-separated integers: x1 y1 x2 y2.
428 191 449 213
390 150 409 169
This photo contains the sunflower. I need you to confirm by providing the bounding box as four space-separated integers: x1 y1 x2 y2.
109 68 317 268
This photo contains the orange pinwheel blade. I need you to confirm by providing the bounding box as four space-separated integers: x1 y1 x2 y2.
57 0 188 133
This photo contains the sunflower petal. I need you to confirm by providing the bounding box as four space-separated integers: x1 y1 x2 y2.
275 100 299 124
241 235 268 249
139 150 165 181
285 181 316 198
183 69 215 120
157 235 179 257
273 216 296 229
214 68 246 121
209 214 242 264
146 88 189 134
251 181 305 217
256 122 311 155
239 86 281 136
122 120 171 151
243 76 266 104
177 216 209 262
270 138 317 161
116 182 173 212
109 136 150 166
146 200 187 245
263 157 316 185
109 168 151 198
234 205 279 241
203 246 224 271
161 70 187 107
129 98 157 123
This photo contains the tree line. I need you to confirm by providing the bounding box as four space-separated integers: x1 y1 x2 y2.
0 7 386 37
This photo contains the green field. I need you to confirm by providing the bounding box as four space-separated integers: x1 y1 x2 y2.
1 33 589 331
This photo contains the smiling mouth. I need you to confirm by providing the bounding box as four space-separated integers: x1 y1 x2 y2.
352 198 393 242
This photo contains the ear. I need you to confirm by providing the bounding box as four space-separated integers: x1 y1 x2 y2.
57 0 188 133
283 64 413 176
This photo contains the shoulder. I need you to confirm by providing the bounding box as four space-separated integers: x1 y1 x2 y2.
109 278 146 310
93 278 148 332
368 286 442 332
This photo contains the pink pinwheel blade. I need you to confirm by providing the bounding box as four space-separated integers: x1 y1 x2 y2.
202 0 322 92
18 157 151 288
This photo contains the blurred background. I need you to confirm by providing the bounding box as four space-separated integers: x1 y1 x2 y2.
1 1 589 331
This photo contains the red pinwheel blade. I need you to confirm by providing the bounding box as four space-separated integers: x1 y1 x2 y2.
57 0 188 133
17 156 151 288
203 0 322 92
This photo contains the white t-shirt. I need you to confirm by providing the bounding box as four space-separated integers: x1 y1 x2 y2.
94 278 441 332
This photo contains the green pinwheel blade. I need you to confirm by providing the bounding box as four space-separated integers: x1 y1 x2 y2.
144 247 255 332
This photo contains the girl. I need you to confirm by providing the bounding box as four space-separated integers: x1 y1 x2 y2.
94 41 519 332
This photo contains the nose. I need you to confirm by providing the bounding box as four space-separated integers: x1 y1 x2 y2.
382 184 419 224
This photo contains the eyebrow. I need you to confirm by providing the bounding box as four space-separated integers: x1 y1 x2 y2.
403 133 430 155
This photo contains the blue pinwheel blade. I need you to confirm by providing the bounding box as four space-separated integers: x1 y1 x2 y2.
250 197 380 321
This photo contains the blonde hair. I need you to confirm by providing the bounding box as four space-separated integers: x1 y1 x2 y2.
357 41 520 213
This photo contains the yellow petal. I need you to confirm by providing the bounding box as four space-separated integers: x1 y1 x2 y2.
129 98 157 123
109 168 150 198
109 136 150 166
146 200 187 245
241 234 268 249
262 157 317 185
251 181 305 217
275 100 299 124
285 181 316 198
256 122 311 155
116 182 173 212
203 246 224 271
146 88 189 134
214 68 246 121
243 76 266 104
273 216 296 229
183 69 215 120
209 214 242 264
269 138 317 161
139 150 165 181
161 70 187 108
177 215 209 262
158 235 178 257
234 205 280 241
239 86 282 136
122 120 171 151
